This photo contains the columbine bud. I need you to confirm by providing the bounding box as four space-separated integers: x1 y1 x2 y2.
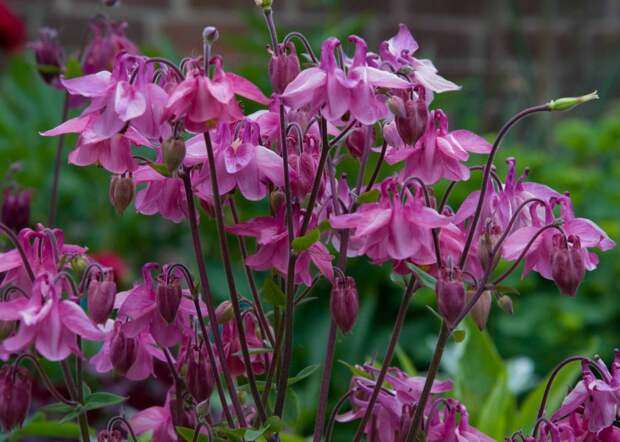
391 87 428 145
346 124 375 159
109 174 134 214
436 266 465 327
1 187 31 232
269 42 300 94
98 430 124 442
109 322 137 374
255 0 273 8
187 347 215 402
497 295 513 315
0 365 31 432
478 220 502 271
330 276 359 334
87 272 116 324
203 26 219 45
270 190 285 212
30 28 63 86
156 278 182 324
162 138 186 173
468 290 492 331
215 300 234 324
548 91 598 112
551 234 585 296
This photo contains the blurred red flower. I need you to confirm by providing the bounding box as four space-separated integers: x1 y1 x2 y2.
0 1 25 52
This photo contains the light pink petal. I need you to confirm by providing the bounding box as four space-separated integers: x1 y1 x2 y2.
450 129 492 154
255 145 284 186
114 81 147 121
413 64 460 93
363 66 411 89
308 243 334 282
567 218 615 251
227 72 271 105
35 302 71 361
206 76 234 104
281 67 326 109
223 143 255 174
40 114 94 137
3 323 36 353
324 71 350 122
236 159 265 201
130 407 168 434
0 297 29 320
388 24 419 56
61 71 112 97
60 300 105 341
501 226 541 261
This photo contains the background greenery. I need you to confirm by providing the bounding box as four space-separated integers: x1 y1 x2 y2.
0 15 619 440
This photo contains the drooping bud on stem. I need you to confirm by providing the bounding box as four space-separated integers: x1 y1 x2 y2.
269 42 300 94
551 234 585 296
388 86 428 145
97 429 124 442
0 365 31 431
346 124 374 159
1 187 31 232
270 190 285 212
30 27 64 86
87 271 116 324
109 174 134 214
255 0 273 9
186 346 215 402
548 91 599 112
330 276 359 333
468 289 492 330
215 300 234 324
436 263 465 327
162 138 186 174
156 277 182 324
497 295 513 315
478 220 501 272
109 322 137 374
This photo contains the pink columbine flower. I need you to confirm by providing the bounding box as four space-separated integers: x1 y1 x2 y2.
281 36 410 125
81 17 138 75
163 57 270 132
0 273 103 361
383 109 492 184
426 399 495 442
133 166 187 223
329 178 451 265
90 320 167 381
226 206 334 286
188 120 284 201
502 197 615 287
115 263 196 347
0 225 86 290
221 313 272 378
379 24 460 94
131 387 195 442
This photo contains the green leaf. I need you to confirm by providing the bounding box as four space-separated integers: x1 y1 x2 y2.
287 364 320 386
406 263 437 289
64 55 83 79
291 228 320 253
389 272 406 288
317 219 331 233
339 360 371 379
83 392 127 411
356 188 380 204
176 426 209 442
245 426 269 441
477 371 515 440
40 402 76 414
454 319 506 423
452 329 466 343
149 162 172 177
495 285 520 296
263 277 286 306
9 420 84 440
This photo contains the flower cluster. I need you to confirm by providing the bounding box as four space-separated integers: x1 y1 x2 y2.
0 1 616 441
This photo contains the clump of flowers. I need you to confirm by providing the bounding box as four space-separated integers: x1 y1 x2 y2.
0 1 616 441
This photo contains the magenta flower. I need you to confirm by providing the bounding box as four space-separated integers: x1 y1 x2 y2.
131 388 195 442
163 57 270 132
502 197 615 285
90 320 166 381
426 399 495 442
329 178 451 264
81 17 137 75
189 120 284 201
221 313 271 378
379 24 460 93
226 206 334 286
116 263 196 347
0 273 103 361
383 109 492 184
133 167 187 223
281 36 410 125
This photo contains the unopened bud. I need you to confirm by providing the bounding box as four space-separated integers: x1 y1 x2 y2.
109 174 134 214
98 430 124 442
548 91 598 112
156 278 182 324
0 365 31 432
203 27 219 46
255 0 273 9
87 273 116 324
468 290 492 330
162 138 186 173
346 124 374 158
269 42 300 94
478 221 502 272
393 88 428 146
30 28 63 86
270 190 285 212
436 266 465 327
109 322 137 374
215 300 234 324
187 347 215 402
1 187 31 232
551 234 585 296
497 295 513 315
330 276 358 334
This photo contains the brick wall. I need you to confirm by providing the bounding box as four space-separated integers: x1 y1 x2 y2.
7 0 620 127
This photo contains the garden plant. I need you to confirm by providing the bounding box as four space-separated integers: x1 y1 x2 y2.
0 1 618 441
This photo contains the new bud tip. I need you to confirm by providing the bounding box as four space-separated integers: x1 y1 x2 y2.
548 91 599 112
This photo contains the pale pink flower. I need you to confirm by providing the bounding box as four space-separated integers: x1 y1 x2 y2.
133 166 187 223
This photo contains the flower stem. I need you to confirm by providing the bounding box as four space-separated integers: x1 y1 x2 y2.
352 277 419 442
202 131 267 423
0 222 35 281
312 320 338 442
181 169 245 427
48 92 70 227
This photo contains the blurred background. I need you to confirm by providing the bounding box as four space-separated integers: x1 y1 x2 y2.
1 0 619 440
